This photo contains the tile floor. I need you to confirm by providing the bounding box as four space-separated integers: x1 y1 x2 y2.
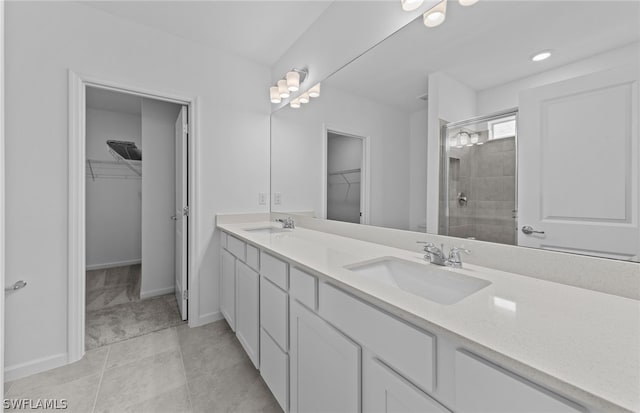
85 265 185 350
5 320 281 413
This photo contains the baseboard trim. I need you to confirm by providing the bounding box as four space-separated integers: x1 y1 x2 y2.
5 352 68 382
86 259 141 271
140 286 175 300
190 311 223 327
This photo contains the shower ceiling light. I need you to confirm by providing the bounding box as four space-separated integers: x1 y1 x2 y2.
531 50 552 62
423 0 447 28
401 0 424 11
459 0 478 6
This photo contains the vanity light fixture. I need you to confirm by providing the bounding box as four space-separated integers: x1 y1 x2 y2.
269 68 309 104
531 50 552 62
277 79 290 99
423 0 447 28
269 86 281 104
290 98 301 109
401 0 424 11
458 0 478 6
308 83 321 98
299 92 310 104
470 133 479 145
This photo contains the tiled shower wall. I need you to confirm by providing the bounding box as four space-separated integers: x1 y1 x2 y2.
441 136 517 245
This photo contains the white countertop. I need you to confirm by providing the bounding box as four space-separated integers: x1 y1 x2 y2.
218 221 640 413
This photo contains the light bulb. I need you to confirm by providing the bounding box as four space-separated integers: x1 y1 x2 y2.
459 0 478 6
470 133 479 144
448 134 458 148
278 79 290 99
459 132 469 146
270 86 281 104
299 93 310 104
308 83 321 98
401 0 424 11
286 71 300 92
423 0 446 28
290 99 301 109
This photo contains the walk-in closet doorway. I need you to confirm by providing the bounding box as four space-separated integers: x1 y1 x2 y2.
68 72 199 364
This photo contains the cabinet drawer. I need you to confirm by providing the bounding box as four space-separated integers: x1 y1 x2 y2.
455 350 583 413
227 235 246 261
319 283 435 393
246 244 260 272
290 267 317 310
260 277 288 351
260 328 289 413
260 251 288 290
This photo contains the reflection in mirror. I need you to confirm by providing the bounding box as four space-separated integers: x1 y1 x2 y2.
271 0 640 262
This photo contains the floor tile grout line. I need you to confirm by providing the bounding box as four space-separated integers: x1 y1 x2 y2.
176 328 195 412
90 345 111 413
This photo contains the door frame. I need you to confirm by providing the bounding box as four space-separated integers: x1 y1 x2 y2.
322 125 371 224
68 70 200 363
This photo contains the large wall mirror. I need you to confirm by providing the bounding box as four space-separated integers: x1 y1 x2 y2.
271 0 640 262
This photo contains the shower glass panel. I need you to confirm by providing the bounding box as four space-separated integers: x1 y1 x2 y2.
439 111 518 246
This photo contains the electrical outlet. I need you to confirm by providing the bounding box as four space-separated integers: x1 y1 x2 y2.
273 192 282 205
258 192 266 205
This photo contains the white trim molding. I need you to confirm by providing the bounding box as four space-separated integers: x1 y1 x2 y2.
140 286 176 300
4 353 68 382
1 0 6 400
68 71 201 364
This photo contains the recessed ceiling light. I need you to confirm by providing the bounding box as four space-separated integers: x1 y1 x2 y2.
531 50 552 62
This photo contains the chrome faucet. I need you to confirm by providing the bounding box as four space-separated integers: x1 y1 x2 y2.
275 217 295 229
417 242 470 268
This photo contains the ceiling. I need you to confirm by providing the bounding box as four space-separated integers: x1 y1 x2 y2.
80 0 334 66
86 87 142 116
326 1 640 112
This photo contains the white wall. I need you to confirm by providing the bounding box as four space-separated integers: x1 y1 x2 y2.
426 72 478 233
86 108 142 269
409 108 428 232
271 85 411 230
141 98 181 299
271 0 441 108
476 42 640 115
4 1 270 378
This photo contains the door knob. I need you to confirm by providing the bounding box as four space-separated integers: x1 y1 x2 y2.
522 225 544 235
5 280 27 292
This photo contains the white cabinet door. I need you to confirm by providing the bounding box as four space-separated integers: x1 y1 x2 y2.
518 64 639 260
364 356 449 413
236 260 259 368
290 300 361 413
455 351 583 413
220 249 236 331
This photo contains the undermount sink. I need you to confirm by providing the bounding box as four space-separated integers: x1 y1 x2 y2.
346 258 491 305
244 227 290 234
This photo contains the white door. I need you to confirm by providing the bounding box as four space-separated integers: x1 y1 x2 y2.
174 106 188 320
518 65 639 261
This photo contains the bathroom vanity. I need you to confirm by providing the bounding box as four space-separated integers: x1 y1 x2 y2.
217 215 639 413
